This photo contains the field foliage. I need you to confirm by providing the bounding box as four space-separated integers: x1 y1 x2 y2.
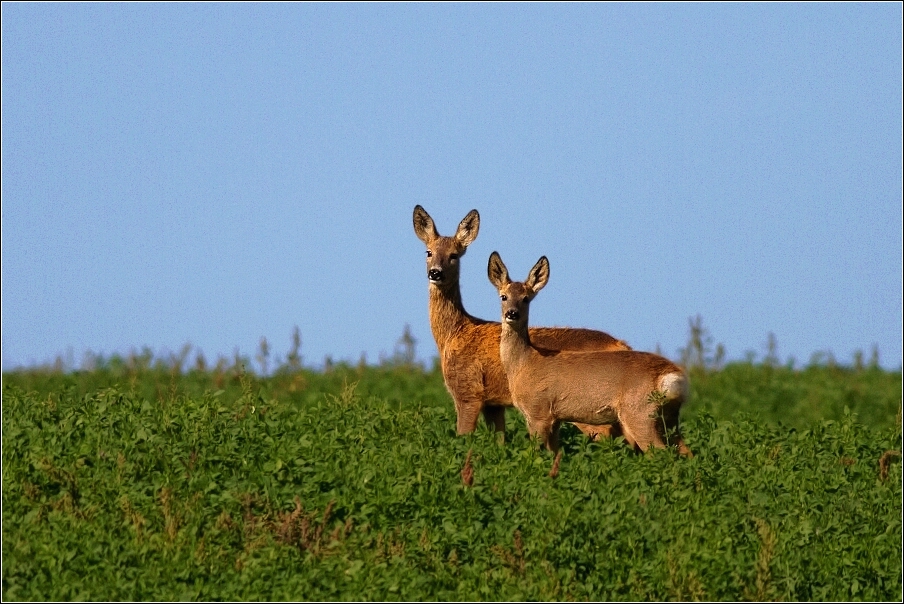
2 354 902 601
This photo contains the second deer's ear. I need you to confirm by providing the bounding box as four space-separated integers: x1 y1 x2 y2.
487 251 510 289
413 205 439 244
455 209 480 247
526 256 550 293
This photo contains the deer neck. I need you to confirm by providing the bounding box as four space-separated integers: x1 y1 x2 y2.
428 282 477 352
499 320 534 374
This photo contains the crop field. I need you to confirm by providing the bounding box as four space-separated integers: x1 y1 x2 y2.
2 352 902 601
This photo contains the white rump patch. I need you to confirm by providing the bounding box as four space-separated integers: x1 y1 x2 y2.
658 372 689 401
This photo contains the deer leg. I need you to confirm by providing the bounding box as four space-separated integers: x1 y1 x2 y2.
617 420 642 453
522 415 548 448
453 396 483 434
605 423 624 439
526 417 561 452
546 421 563 453
674 436 693 458
658 402 693 457
623 407 670 454
481 405 507 434
572 422 620 441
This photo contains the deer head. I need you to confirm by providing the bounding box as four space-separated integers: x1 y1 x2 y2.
487 251 549 332
413 205 480 292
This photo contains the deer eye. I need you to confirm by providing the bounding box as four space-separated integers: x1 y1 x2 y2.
500 294 507 301
449 253 459 260
426 250 433 258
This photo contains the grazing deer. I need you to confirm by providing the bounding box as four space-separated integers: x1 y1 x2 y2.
412 205 630 437
488 251 692 456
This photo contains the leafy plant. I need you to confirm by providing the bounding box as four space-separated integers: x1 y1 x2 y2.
2 356 901 601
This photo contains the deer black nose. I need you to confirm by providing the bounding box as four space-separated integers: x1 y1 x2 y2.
428 269 443 282
505 309 520 321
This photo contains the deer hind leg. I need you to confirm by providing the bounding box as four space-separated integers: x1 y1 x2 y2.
619 408 668 454
543 420 563 453
658 400 693 457
615 417 643 453
572 422 621 441
620 404 692 456
481 405 507 434
655 373 692 456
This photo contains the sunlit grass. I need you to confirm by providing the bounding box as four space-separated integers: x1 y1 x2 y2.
2 325 901 600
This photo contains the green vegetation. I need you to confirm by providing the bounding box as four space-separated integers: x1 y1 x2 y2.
2 346 901 601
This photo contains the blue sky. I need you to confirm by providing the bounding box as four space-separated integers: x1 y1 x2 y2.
2 3 902 372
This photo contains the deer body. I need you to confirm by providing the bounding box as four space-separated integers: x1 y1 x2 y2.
413 205 630 436
489 252 692 456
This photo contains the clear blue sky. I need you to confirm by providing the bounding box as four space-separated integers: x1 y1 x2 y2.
2 3 902 372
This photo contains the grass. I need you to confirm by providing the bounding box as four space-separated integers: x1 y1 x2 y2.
2 347 901 601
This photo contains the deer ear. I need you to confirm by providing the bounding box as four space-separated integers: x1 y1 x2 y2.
455 209 480 247
487 251 510 289
526 256 550 293
413 205 439 244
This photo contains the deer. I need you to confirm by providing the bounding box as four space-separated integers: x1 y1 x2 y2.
487 251 693 457
412 205 630 439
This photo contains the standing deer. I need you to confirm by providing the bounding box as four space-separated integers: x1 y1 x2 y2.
412 205 630 437
487 251 692 456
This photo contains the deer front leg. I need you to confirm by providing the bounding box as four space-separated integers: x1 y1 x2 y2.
453 395 484 434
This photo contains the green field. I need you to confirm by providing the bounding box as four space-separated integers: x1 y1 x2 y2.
2 353 901 601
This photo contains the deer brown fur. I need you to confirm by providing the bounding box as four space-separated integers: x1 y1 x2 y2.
488 251 692 456
412 205 630 437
